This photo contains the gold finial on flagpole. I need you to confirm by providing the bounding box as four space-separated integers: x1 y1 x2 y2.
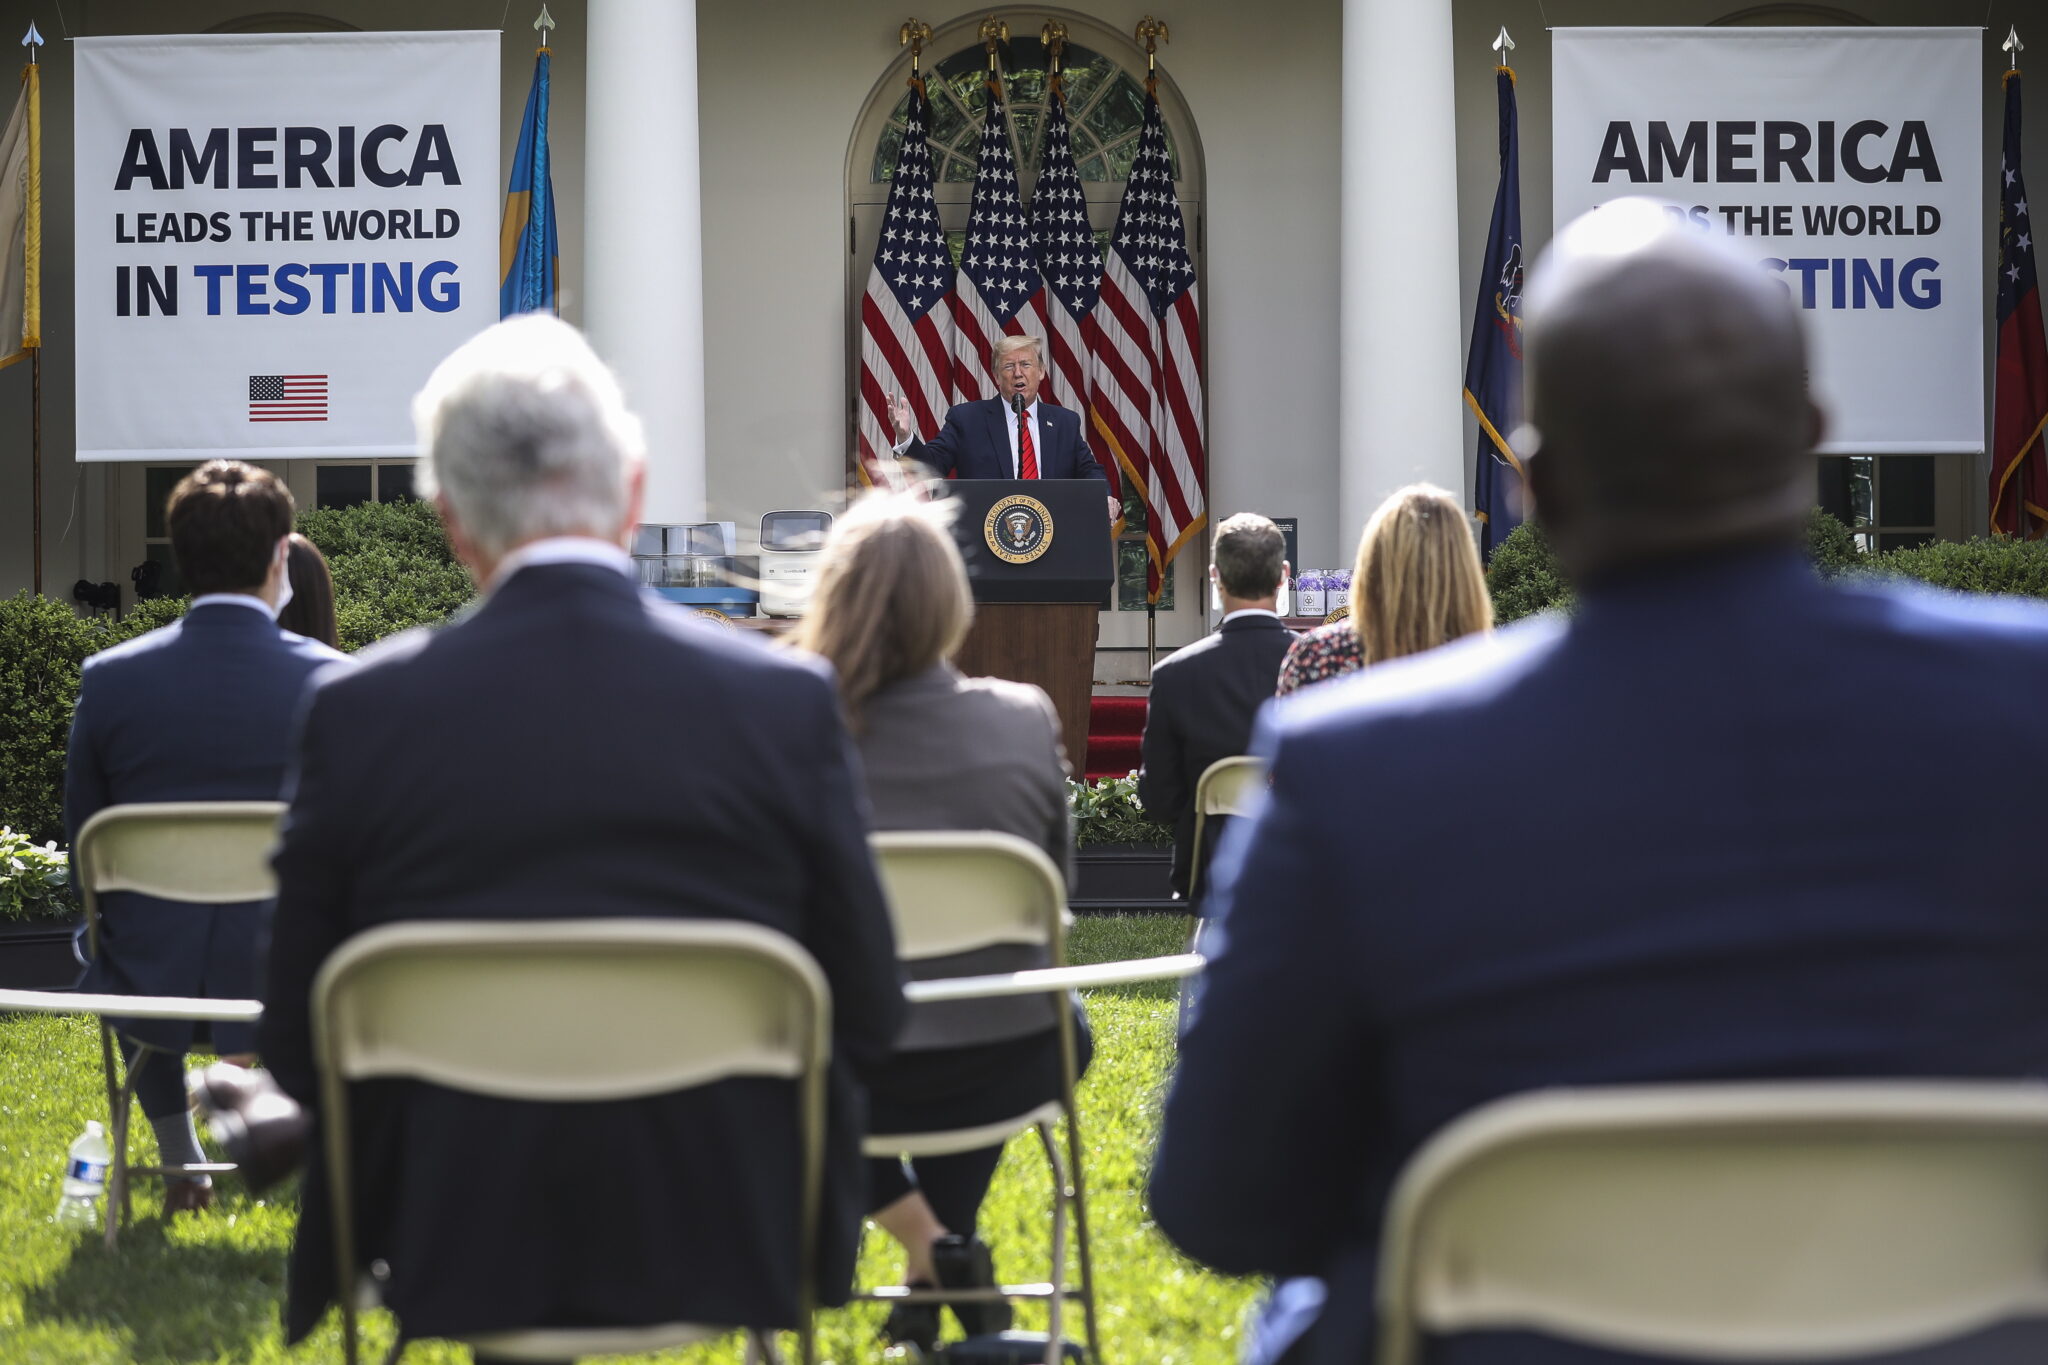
1136 17 1169 93
979 15 1009 74
1044 19 1069 97
900 18 933 76
21 20 42 62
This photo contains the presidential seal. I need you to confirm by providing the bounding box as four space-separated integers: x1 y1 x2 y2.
984 494 1055 565
691 608 738 628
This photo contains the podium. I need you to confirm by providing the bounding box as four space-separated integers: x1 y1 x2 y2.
943 480 1114 770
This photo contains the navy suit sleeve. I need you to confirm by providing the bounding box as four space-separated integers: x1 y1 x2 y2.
1136 665 1191 827
63 667 110 860
1149 711 1380 1277
259 677 359 1106
908 405 970 479
792 670 906 1076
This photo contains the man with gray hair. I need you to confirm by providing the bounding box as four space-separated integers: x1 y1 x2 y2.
259 315 904 1354
1138 512 1293 901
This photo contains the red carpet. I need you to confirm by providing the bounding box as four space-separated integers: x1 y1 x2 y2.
1084 696 1147 780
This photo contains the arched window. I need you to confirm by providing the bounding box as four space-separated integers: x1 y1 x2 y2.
846 12 1205 611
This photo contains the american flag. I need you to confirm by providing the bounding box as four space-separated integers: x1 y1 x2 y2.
249 374 328 423
1027 80 1118 502
1991 68 2047 536
856 79 954 482
1092 92 1204 601
950 79 1042 402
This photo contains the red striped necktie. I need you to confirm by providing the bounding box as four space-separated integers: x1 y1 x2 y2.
1018 410 1038 480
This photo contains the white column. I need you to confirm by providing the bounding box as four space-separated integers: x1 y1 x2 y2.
585 0 706 523
1340 0 1465 542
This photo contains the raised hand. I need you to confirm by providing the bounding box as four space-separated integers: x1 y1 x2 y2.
889 391 915 445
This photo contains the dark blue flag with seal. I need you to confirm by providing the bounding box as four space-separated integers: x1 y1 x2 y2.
1464 65 1525 559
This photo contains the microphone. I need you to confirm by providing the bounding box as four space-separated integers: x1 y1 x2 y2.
1010 391 1027 416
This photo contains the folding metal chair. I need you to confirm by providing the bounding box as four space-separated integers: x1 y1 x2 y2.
1377 1081 2048 1365
1184 755 1268 910
73 800 286 1247
1177 756 1267 1033
861 830 1095 1365
311 918 831 1365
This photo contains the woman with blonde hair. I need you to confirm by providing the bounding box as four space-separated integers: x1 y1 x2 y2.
788 489 1087 1353
1277 483 1493 695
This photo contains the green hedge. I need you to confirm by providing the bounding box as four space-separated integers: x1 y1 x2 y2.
0 500 476 849
1487 509 1868 624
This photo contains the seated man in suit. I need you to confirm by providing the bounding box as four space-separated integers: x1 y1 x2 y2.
889 335 1121 524
1138 512 1293 902
1151 198 2048 1365
64 459 348 1216
259 316 905 1355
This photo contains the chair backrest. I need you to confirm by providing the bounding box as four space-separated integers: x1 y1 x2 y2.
868 831 1066 963
312 918 830 1100
75 801 286 905
311 919 834 1357
1376 1082 2048 1365
1195 756 1266 819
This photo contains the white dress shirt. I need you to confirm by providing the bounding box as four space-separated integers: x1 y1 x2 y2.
1219 608 1281 625
490 536 635 591
190 592 280 620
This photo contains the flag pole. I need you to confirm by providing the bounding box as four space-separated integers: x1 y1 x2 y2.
23 23 41 596
1135 16 1174 667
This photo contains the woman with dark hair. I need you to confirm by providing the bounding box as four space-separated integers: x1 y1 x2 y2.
788 489 1088 1353
276 533 339 649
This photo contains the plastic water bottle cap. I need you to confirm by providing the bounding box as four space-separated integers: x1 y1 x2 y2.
83 1121 103 1137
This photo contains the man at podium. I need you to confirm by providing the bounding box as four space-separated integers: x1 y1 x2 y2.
890 336 1121 524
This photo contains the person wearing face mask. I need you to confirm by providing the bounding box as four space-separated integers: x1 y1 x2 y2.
889 335 1121 525
64 460 350 1216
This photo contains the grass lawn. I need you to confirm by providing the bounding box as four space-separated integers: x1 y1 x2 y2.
0 915 1258 1363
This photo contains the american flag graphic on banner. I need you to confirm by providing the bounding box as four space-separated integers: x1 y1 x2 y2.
1027 80 1118 501
950 79 1042 402
1092 92 1204 601
856 79 954 482
248 374 329 422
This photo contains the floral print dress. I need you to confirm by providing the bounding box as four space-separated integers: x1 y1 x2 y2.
1275 619 1364 696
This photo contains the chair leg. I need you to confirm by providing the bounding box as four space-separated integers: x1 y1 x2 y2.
1069 1111 1102 1363
97 1022 124 1250
1037 1121 1069 1365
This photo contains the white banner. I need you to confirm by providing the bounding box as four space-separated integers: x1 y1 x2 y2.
1553 28 1981 454
74 32 497 461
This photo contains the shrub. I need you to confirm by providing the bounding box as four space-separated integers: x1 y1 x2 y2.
0 827 72 923
1485 522 1573 624
1069 773 1173 847
1859 536 2048 599
1485 509 1864 624
0 594 94 846
298 499 475 651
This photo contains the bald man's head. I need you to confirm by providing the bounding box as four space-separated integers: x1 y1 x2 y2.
1522 199 1825 582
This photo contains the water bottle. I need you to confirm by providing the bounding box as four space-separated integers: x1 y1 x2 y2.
1297 569 1327 618
54 1120 111 1229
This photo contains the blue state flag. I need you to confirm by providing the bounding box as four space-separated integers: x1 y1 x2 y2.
1464 65 1525 559
500 49 557 317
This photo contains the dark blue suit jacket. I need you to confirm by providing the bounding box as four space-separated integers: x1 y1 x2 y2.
63 600 348 1053
1151 550 2048 1365
259 563 904 1344
909 397 1108 484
